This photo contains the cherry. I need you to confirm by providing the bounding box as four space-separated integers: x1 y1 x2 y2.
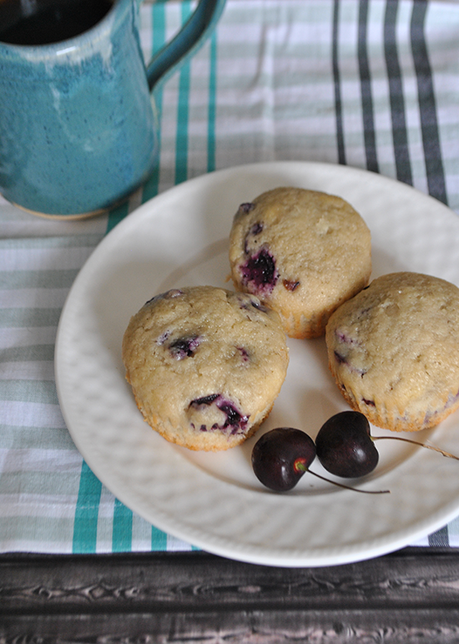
251 426 388 494
316 411 378 478
251 428 316 492
316 410 459 479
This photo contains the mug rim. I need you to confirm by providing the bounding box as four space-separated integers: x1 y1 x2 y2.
0 0 129 56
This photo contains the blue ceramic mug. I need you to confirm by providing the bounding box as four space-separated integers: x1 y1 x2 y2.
0 0 225 218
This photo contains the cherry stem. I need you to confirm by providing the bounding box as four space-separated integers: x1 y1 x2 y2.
294 459 309 473
372 436 459 461
295 462 389 494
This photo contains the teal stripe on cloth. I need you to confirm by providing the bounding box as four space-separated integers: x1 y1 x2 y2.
175 1 193 186
112 498 133 552
105 199 130 237
152 524 168 550
207 30 218 173
73 460 103 553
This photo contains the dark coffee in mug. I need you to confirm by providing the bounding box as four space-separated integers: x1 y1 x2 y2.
0 0 113 46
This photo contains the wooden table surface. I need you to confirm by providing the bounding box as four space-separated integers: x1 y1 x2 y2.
2 547 459 642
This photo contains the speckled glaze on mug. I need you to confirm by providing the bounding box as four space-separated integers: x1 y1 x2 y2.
0 0 225 218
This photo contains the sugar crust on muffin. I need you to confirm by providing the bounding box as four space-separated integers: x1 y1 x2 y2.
122 286 289 451
325 272 459 432
228 187 372 339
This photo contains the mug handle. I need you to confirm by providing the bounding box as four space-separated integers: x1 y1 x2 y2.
142 0 226 91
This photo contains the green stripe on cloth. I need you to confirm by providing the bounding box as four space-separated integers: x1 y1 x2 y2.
0 380 58 405
1 472 82 496
0 269 79 290
0 516 75 549
0 308 62 328
0 235 104 251
73 460 102 553
0 424 75 450
0 344 54 362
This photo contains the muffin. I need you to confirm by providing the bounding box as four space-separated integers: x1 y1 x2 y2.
325 272 459 432
228 187 371 338
122 286 289 451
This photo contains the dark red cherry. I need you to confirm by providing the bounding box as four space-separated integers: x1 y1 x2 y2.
315 411 378 478
252 428 316 492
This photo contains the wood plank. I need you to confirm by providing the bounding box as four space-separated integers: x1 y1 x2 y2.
2 609 459 643
1 548 459 642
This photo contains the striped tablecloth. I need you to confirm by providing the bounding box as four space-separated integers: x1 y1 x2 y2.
2 0 459 554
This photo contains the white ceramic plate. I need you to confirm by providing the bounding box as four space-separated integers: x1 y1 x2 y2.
55 161 459 567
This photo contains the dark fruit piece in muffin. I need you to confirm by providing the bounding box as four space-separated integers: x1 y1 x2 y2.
188 394 249 434
240 247 278 294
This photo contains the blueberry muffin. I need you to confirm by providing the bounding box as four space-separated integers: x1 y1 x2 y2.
325 272 459 432
122 286 289 451
228 187 371 338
